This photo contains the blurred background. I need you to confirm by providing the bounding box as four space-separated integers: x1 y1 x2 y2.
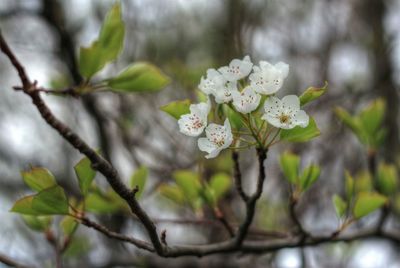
0 0 400 267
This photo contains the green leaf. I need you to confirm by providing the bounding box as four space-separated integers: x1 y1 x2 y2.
209 173 231 201
280 151 300 184
345 171 355 201
31 186 69 215
353 192 387 219
377 162 398 195
21 167 57 192
74 156 96 196
280 117 320 142
224 104 243 130
201 185 216 207
335 107 368 145
160 99 191 120
61 216 79 237
63 237 91 258
299 164 320 191
106 62 170 93
173 170 202 202
21 215 52 232
299 82 327 106
332 194 347 218
354 170 373 193
158 185 185 204
79 3 125 79
130 166 148 199
11 196 37 215
85 192 121 214
359 98 386 140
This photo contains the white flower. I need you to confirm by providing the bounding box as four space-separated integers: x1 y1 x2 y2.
198 68 226 95
214 81 238 104
198 119 233 159
232 86 261 114
262 95 309 129
178 100 211 137
249 61 289 95
218 55 253 82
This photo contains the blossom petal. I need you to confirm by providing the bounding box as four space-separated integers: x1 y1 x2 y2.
218 56 253 81
198 138 221 159
214 81 238 104
178 114 206 136
275 62 289 78
261 113 283 129
232 86 261 114
264 96 282 116
282 95 300 114
293 110 309 128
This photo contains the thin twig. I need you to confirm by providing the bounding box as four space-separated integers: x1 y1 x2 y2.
0 253 33 268
232 151 249 202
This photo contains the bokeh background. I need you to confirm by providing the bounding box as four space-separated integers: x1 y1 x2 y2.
1 0 400 267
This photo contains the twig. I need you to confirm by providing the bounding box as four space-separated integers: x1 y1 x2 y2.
0 29 165 256
232 151 249 202
79 216 155 252
289 197 309 238
234 148 267 246
0 253 33 268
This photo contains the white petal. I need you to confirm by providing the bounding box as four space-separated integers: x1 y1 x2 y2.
293 110 309 128
259 61 273 70
198 138 221 159
264 96 282 116
214 81 238 104
261 113 284 129
190 100 210 118
178 114 206 136
275 62 289 78
282 95 300 113
223 118 232 135
232 86 261 114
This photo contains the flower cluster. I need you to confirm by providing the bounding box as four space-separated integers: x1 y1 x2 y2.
178 56 310 158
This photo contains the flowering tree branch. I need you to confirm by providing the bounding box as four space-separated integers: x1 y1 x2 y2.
0 29 164 256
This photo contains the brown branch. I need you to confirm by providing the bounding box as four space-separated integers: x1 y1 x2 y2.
79 217 155 252
0 29 164 256
289 197 309 238
234 148 267 246
232 151 249 202
0 253 33 268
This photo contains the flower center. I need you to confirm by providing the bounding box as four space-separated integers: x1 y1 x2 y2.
279 114 290 124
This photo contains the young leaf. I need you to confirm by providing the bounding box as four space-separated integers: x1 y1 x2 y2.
106 62 170 93
299 164 320 191
74 156 96 196
10 196 37 215
299 82 327 106
332 194 347 218
335 107 368 145
61 216 79 237
130 166 148 199
344 171 355 201
85 192 121 214
21 167 57 192
377 163 398 195
223 104 243 130
173 170 202 202
359 98 385 140
353 192 387 219
31 186 69 215
21 215 52 232
160 99 191 120
280 117 320 142
158 185 185 204
209 173 231 201
280 151 300 184
79 3 125 79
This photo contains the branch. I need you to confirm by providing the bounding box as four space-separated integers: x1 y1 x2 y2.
0 253 33 268
0 29 164 256
232 151 249 202
79 217 154 252
234 148 267 246
289 197 309 238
